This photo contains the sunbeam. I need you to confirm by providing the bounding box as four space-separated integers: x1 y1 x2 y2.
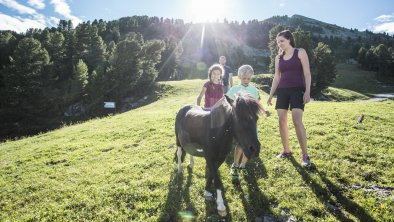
188 0 227 23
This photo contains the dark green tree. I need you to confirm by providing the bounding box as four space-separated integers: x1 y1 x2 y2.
157 37 183 81
110 32 164 98
268 25 286 73
293 28 314 57
74 59 89 92
373 44 391 78
46 31 66 81
65 59 88 104
365 46 377 71
0 31 18 101
0 31 17 70
311 42 337 95
110 32 143 97
86 27 106 71
135 39 164 88
357 47 368 68
106 41 116 59
4 37 50 112
74 22 91 65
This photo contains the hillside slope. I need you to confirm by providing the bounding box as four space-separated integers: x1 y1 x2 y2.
0 79 393 221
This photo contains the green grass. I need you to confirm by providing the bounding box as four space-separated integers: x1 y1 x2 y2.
331 63 394 96
322 87 369 101
1 78 393 221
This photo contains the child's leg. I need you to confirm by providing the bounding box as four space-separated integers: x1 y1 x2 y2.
232 144 243 166
239 153 249 168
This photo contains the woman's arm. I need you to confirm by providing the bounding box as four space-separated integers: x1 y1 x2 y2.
298 48 311 104
267 55 281 106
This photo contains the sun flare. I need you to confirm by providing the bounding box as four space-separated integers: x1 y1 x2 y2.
188 0 227 23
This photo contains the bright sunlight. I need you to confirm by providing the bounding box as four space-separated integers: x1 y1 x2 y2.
188 0 228 23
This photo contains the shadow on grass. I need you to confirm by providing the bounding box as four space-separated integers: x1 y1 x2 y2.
225 153 274 221
289 157 376 222
238 158 273 220
157 167 197 222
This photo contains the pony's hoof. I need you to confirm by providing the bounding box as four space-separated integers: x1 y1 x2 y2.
187 164 193 169
218 209 227 217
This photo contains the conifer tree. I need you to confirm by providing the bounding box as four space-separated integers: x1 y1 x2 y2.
157 37 183 80
268 25 285 73
4 37 50 111
311 42 337 95
358 47 368 68
373 44 391 78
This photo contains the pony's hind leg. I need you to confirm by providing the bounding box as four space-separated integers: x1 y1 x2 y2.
187 155 194 169
176 147 183 173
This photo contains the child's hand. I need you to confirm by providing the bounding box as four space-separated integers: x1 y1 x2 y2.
265 110 271 117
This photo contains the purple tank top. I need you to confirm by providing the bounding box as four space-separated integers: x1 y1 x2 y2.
278 49 305 88
204 81 223 109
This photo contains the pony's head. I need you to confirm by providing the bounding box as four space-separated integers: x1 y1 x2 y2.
225 93 262 159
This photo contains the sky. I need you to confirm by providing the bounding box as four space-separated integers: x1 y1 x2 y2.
1 0 394 34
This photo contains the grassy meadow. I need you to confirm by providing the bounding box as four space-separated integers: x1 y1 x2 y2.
0 64 393 221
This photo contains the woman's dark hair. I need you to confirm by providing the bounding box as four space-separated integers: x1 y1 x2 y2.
277 30 296 48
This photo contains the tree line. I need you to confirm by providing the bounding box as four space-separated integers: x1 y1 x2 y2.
358 44 394 80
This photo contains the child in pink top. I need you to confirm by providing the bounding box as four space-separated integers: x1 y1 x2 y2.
197 64 224 110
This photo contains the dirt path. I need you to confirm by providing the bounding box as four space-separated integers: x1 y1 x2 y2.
362 93 394 102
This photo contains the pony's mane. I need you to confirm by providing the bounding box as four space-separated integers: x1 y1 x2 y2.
209 96 232 128
233 93 262 122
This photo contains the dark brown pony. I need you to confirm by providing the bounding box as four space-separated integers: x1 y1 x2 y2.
175 93 262 216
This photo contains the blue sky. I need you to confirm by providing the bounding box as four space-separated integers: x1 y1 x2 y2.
1 0 394 34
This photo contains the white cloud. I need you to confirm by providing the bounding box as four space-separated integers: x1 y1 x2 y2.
374 14 394 22
373 22 394 34
371 13 394 34
279 3 285 7
0 12 46 32
0 0 37 15
0 0 79 33
0 0 49 32
27 0 45 9
50 0 81 26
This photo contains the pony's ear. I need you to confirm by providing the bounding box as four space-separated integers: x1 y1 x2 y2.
224 94 233 106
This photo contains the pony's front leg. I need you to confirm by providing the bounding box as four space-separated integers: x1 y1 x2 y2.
187 155 194 169
176 147 183 173
207 160 227 217
216 189 226 217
